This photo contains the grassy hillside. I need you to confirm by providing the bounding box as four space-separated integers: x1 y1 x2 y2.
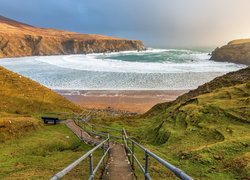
0 65 83 141
146 67 250 117
0 113 42 142
140 68 250 179
0 67 103 179
91 67 250 179
0 66 81 115
0 124 102 179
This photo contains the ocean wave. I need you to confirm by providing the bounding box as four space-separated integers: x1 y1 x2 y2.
78 48 192 57
0 48 246 90
34 50 244 74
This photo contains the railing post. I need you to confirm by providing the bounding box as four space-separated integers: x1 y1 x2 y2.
89 154 93 180
124 136 127 150
102 144 105 168
144 151 149 180
132 141 135 170
108 134 110 156
81 130 82 140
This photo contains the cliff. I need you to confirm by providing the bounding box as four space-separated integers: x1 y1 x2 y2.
210 39 250 65
0 15 145 58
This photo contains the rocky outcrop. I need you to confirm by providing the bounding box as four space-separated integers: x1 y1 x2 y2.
0 15 145 58
210 39 250 65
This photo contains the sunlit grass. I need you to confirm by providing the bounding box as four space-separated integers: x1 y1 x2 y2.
0 124 103 179
89 82 250 179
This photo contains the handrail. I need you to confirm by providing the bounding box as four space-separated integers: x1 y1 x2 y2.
76 120 122 140
87 129 122 140
51 136 110 180
65 120 193 180
85 122 122 132
122 129 193 180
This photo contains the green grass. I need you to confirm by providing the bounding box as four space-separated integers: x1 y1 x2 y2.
75 69 250 179
0 66 106 179
0 66 81 115
0 114 42 142
0 64 249 179
88 71 250 179
140 83 250 179
0 124 103 179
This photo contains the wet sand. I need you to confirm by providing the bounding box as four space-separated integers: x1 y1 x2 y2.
56 90 188 113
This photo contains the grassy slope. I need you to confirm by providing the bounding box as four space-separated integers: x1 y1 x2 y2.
0 67 102 179
142 82 250 179
91 67 250 179
228 39 250 45
0 65 83 141
0 124 102 179
143 68 250 179
0 66 81 115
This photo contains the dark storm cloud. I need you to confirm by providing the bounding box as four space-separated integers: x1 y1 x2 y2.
0 0 250 47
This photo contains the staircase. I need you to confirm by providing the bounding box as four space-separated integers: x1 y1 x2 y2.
103 143 135 180
51 120 193 180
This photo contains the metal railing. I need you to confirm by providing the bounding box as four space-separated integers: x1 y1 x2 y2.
66 119 193 180
86 122 122 132
76 120 123 140
122 128 193 180
51 136 110 180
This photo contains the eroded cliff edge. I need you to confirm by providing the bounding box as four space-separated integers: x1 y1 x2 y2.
210 39 250 65
0 15 145 58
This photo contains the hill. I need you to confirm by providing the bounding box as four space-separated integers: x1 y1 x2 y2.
91 67 250 179
0 15 145 58
0 66 81 115
0 66 82 141
146 67 250 116
139 67 250 179
210 39 250 65
0 66 102 179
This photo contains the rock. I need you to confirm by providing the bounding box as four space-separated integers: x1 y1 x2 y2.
210 39 250 65
0 15 145 58
213 155 223 160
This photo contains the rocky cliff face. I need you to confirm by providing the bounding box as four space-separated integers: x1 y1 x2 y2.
210 39 250 65
0 15 145 58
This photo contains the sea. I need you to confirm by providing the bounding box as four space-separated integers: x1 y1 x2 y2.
0 48 246 90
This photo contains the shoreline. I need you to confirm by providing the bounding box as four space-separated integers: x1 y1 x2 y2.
56 89 188 113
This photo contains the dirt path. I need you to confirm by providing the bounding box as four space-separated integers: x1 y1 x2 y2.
64 120 101 146
103 143 135 180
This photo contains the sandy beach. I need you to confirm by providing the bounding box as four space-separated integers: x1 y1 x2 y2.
56 90 188 113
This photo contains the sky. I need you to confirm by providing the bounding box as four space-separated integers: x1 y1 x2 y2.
0 0 250 48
